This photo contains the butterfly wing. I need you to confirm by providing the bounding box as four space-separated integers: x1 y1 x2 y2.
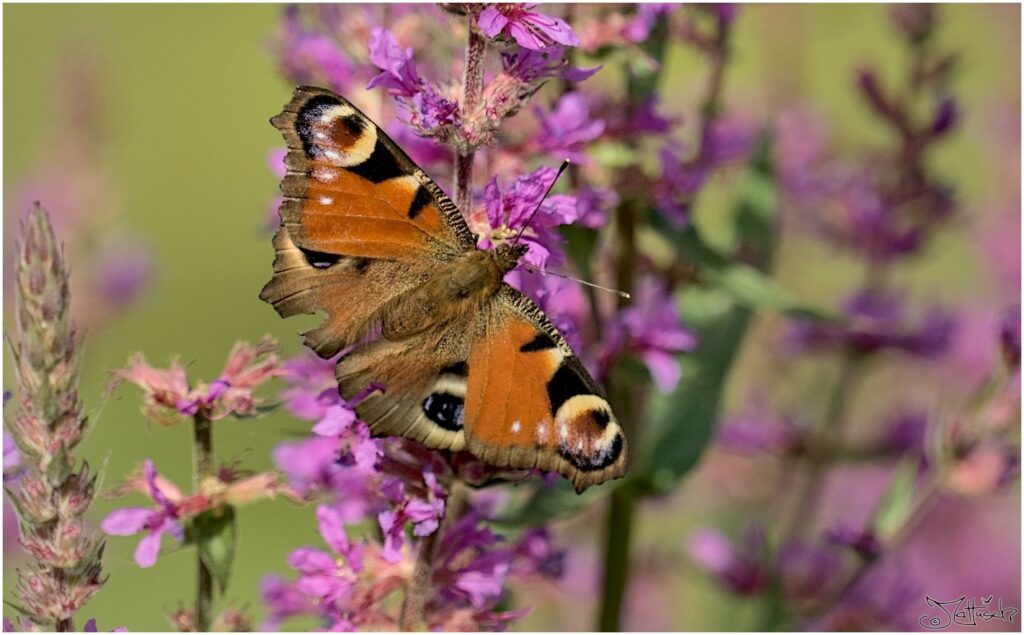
337 283 627 492
463 285 628 492
261 86 476 356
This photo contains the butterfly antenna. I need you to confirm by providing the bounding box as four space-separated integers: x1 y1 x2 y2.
511 159 572 247
523 264 632 299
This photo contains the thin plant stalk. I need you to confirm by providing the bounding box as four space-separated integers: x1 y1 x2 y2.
193 414 214 631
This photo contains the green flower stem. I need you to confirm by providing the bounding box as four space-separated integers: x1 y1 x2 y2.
193 414 214 632
596 199 640 632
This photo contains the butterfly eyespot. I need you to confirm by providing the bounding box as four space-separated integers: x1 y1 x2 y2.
422 392 464 431
298 247 342 270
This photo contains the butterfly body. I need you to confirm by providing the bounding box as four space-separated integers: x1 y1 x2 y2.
262 86 627 491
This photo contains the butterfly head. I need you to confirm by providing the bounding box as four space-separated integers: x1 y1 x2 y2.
492 242 529 274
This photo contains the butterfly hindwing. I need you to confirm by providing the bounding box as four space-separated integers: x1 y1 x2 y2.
335 333 470 453
463 286 628 492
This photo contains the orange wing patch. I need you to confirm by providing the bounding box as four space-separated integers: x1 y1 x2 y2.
271 87 466 261
463 299 627 491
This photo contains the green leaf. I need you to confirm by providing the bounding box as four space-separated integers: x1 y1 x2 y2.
634 287 754 493
191 505 237 594
652 220 834 322
561 224 599 280
871 458 918 542
494 477 628 527
633 135 783 494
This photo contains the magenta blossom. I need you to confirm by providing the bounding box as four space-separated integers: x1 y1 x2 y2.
602 278 697 391
474 165 580 269
100 460 183 568
478 4 580 50
366 27 424 97
688 527 767 595
114 337 280 426
532 92 606 163
378 474 446 563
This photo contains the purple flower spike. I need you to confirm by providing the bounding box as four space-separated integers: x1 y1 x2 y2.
478 4 580 51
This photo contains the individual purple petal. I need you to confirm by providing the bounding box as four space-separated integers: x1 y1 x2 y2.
144 459 174 511
134 529 163 568
312 403 357 437
641 349 682 392
83 619 97 632
316 505 350 556
288 547 337 575
160 516 185 542
456 562 510 608
477 6 509 38
100 508 154 536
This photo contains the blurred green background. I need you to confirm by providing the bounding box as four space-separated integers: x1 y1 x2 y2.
3 4 1019 631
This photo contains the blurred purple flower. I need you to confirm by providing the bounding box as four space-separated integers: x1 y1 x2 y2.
622 4 677 43
688 527 766 595
82 618 127 632
1000 304 1020 370
92 239 152 309
603 278 696 391
367 27 424 97
478 4 580 50
826 524 882 560
573 185 615 229
262 575 314 630
278 5 359 94
786 290 956 358
717 409 804 455
776 540 843 602
881 410 929 459
100 459 183 568
511 527 566 579
3 429 20 479
533 92 606 163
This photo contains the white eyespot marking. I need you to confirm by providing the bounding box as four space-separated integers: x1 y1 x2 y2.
320 104 355 121
511 421 521 434
536 423 548 442
314 104 377 168
559 423 569 441
312 167 338 183
318 196 334 206
576 440 584 451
